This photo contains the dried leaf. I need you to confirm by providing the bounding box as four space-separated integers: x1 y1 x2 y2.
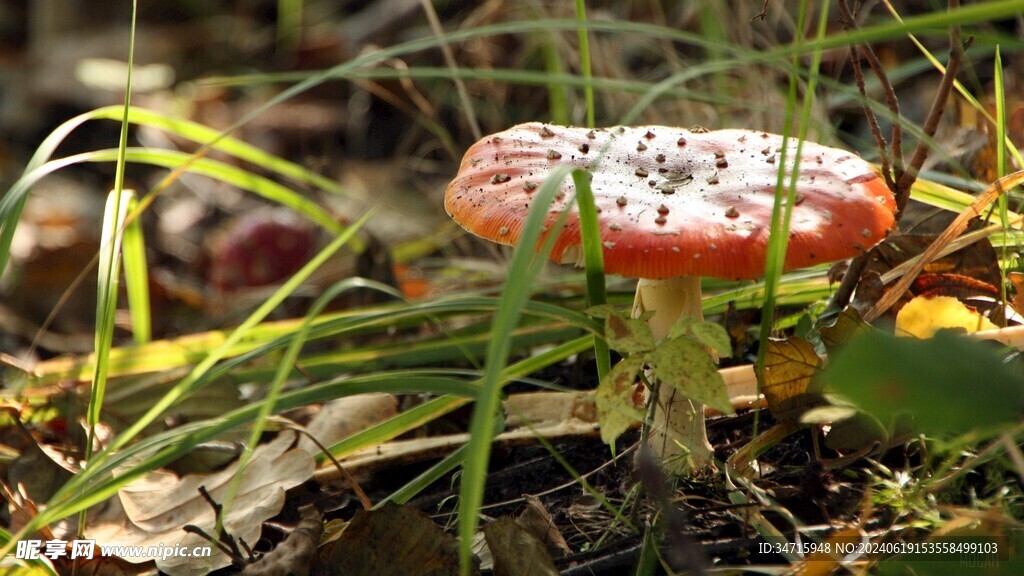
651 338 732 414
297 393 398 454
852 235 1001 321
87 432 314 576
819 308 870 353
484 517 559 576
911 272 1000 300
1009 272 1024 317
516 496 570 559
595 357 645 445
863 171 1024 321
320 503 472 576
762 337 824 423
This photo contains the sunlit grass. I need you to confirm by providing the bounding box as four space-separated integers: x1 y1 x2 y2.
1 1 1023 571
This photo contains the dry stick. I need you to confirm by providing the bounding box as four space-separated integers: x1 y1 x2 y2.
837 0 903 187
828 0 899 313
847 44 895 191
829 0 963 312
752 0 771 21
859 43 905 183
840 2 905 180
293 425 374 511
418 0 482 141
895 0 964 200
827 251 870 316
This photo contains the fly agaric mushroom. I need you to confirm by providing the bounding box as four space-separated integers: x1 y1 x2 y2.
445 123 896 472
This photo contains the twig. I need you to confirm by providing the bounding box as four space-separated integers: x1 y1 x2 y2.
825 251 871 315
828 0 965 312
195 485 252 563
183 524 247 567
751 0 771 21
837 0 902 199
418 0 482 141
294 425 374 511
846 43 895 191
839 2 904 178
895 0 965 204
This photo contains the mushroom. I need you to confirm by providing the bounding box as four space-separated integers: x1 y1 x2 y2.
444 123 896 473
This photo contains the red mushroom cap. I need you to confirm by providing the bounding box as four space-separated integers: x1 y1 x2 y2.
445 123 896 280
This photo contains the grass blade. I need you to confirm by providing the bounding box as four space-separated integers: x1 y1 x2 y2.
78 0 137 545
3 148 346 236
457 166 573 574
121 194 150 344
574 0 595 128
994 47 1010 312
572 170 610 381
754 1 830 391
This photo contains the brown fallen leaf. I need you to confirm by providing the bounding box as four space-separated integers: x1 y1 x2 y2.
484 516 558 576
86 431 314 576
317 503 473 576
865 170 1024 321
911 272 1000 301
852 234 1001 322
1008 272 1024 317
242 506 322 576
516 495 570 560
296 393 398 455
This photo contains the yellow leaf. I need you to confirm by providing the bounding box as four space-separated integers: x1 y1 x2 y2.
762 337 824 423
895 295 997 338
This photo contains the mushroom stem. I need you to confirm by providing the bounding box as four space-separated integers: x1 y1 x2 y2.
632 276 715 473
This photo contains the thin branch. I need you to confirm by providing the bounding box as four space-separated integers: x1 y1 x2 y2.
829 0 965 313
837 0 902 194
847 21 904 180
419 0 482 141
752 0 771 22
293 424 373 511
895 0 964 205
847 43 895 191
826 250 870 314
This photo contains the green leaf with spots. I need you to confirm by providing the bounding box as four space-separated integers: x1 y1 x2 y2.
584 304 618 319
605 312 654 355
595 356 645 445
650 338 733 414
669 317 731 358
